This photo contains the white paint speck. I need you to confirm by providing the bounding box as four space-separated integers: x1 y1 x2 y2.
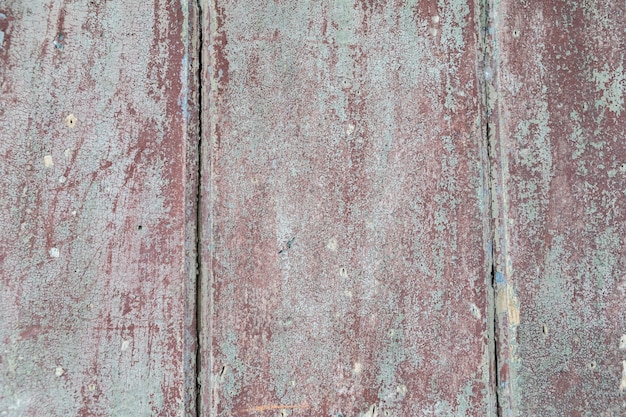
353 362 363 375
326 237 338 252
620 334 626 350
49 247 60 258
64 148 72 159
396 384 407 395
431 15 440 24
43 155 54 168
121 340 130 351
55 366 64 377
344 289 353 298
0 31 4 49
64 113 76 128
470 303 482 319
346 123 355 136
58 176 66 184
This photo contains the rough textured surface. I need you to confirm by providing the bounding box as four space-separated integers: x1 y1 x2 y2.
199 0 496 415
0 1 198 416
490 1 626 416
4 1 625 415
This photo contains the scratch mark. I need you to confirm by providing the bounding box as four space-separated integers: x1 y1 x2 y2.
239 403 310 414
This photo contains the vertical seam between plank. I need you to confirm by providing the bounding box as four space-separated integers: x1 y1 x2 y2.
194 0 204 415
478 0 503 415
481 0 515 415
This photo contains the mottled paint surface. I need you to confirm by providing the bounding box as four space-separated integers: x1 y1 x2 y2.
199 0 496 415
489 1 626 416
3 0 625 416
0 1 199 416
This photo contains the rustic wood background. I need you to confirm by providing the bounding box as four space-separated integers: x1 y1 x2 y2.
0 1 199 415
1 0 625 416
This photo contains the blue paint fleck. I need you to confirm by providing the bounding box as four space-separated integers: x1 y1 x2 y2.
53 33 64 50
495 271 505 284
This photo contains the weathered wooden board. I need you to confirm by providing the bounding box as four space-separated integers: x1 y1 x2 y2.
489 1 626 415
199 0 496 415
0 1 198 416
7 1 624 415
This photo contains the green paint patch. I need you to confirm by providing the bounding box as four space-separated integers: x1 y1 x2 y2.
593 63 625 116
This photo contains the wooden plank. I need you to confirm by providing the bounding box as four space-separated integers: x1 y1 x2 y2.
0 1 199 416
199 0 496 415
489 1 626 415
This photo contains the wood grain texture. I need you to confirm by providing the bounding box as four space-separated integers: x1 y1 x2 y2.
0 1 199 416
489 1 626 415
199 0 496 415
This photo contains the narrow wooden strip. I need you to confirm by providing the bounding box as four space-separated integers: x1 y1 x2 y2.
491 1 626 415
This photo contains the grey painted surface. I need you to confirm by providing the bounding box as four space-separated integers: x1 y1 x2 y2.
0 1 199 415
1 1 625 416
198 0 496 415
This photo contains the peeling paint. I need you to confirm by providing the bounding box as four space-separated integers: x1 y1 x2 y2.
0 1 198 415
491 0 626 414
201 0 494 415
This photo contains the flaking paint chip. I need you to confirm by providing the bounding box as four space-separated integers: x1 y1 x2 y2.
43 155 54 168
55 366 64 377
620 334 626 350
49 247 60 258
470 303 482 319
